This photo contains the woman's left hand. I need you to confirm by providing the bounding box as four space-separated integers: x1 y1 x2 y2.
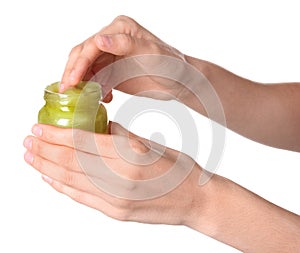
23 122 206 226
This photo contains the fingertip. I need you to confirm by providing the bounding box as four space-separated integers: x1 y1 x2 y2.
24 151 34 165
60 66 85 92
42 174 53 184
102 91 113 103
32 124 43 137
59 83 65 93
23 136 33 150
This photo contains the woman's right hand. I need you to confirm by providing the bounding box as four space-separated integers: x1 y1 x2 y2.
60 15 190 102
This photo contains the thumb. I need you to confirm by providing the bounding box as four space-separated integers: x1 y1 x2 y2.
109 121 167 154
109 121 138 138
94 33 147 56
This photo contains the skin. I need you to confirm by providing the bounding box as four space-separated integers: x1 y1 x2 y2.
24 16 300 252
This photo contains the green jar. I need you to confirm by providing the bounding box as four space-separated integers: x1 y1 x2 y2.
38 81 108 133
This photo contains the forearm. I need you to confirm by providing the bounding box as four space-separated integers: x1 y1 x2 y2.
184 56 300 151
187 174 300 252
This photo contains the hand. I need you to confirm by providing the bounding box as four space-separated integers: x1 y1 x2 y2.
23 122 205 225
23 123 300 252
60 15 189 102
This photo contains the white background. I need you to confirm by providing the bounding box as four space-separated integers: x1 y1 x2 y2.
1 0 299 252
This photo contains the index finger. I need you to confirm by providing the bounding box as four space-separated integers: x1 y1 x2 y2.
59 16 145 92
60 35 104 92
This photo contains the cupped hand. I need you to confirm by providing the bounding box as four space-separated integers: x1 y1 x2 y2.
60 15 188 102
23 122 205 226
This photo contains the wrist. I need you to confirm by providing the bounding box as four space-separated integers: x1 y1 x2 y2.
185 172 300 252
183 172 226 237
177 55 213 116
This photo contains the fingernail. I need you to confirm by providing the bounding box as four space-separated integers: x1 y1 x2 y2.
24 151 34 164
59 83 65 93
32 124 42 137
23 137 32 150
96 34 112 48
42 175 53 184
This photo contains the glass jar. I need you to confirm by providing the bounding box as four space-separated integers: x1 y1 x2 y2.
38 81 108 133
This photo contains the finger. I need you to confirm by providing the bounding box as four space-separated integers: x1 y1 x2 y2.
25 151 99 192
60 43 85 91
100 15 157 41
24 135 107 173
30 123 157 165
60 37 104 92
30 124 148 159
26 150 133 214
24 138 135 197
24 134 129 184
109 121 141 140
24 135 78 171
43 178 131 221
102 90 113 103
63 32 151 89
59 15 138 91
109 121 159 150
25 150 126 202
60 15 157 92
94 33 154 56
31 124 118 157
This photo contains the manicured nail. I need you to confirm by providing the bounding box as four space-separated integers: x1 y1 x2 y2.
96 34 112 48
42 175 53 184
23 137 32 150
32 124 43 137
24 151 34 164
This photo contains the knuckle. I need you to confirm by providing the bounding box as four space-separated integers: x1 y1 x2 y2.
73 130 98 153
57 150 76 168
114 198 134 218
149 41 162 54
55 183 84 203
119 138 151 168
68 189 84 203
116 198 131 208
69 44 83 57
113 15 132 25
31 138 43 155
129 139 149 155
119 34 132 47
112 16 127 30
112 15 138 33
76 54 92 67
113 208 131 222
128 140 150 166
62 170 75 186
115 34 133 54
52 180 64 193
72 129 88 150
42 126 61 144
32 155 43 173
